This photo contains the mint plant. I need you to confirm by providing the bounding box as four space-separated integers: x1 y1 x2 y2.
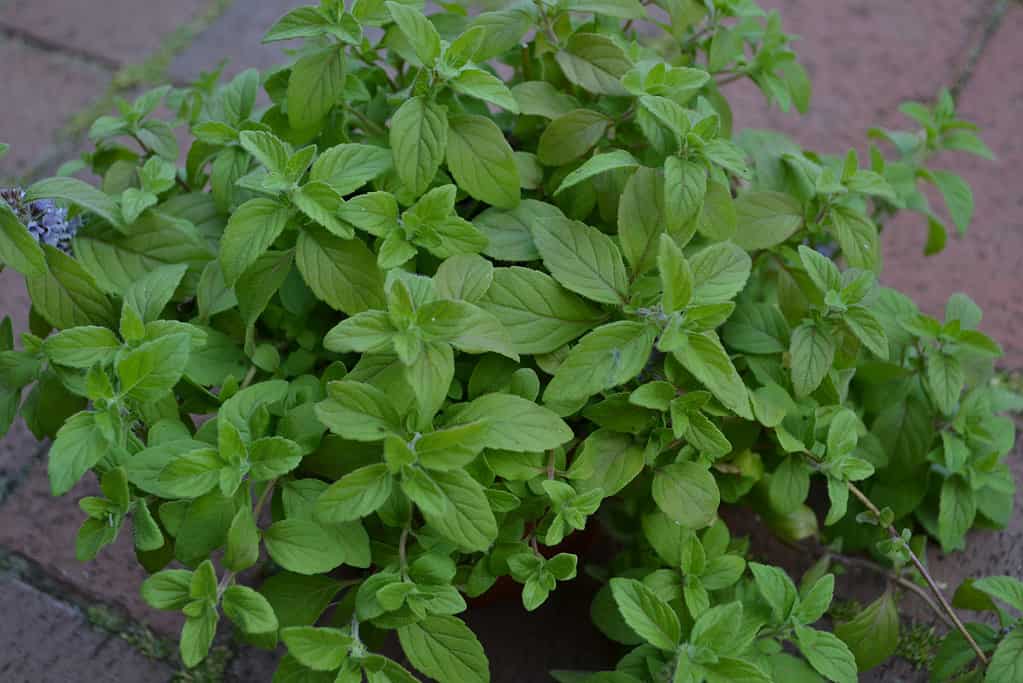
0 1 1016 681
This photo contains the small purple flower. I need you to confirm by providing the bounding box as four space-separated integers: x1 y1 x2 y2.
1 187 82 255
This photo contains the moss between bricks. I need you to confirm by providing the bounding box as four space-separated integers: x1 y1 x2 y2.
0 547 235 680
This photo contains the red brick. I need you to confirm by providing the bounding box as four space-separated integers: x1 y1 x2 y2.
729 0 992 152
0 37 110 179
0 574 173 681
881 8 1023 367
0 460 184 635
169 0 301 83
0 0 210 65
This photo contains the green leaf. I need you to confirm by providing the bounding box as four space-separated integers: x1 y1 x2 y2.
446 114 520 210
316 381 404 442
387 1 441 66
225 504 260 572
288 46 346 129
316 463 393 523
532 217 628 304
790 322 835 397
141 569 193 610
418 300 516 359
398 616 490 683
734 191 804 251
296 228 386 314
404 341 455 423
292 182 352 239
123 263 188 322
474 200 563 262
749 562 798 623
280 626 353 671
451 69 519 113
930 170 973 235
658 234 693 313
703 658 772 683
158 447 221 498
557 151 639 196
560 0 646 18
618 167 667 275
608 577 681 651
132 500 164 552
794 625 858 683
794 574 834 625
511 81 579 119
418 469 498 551
27 246 116 330
180 606 218 669
537 109 610 167
973 576 1023 612
696 180 738 241
263 519 347 575
310 144 392 195
691 602 744 654
797 245 841 295
239 130 289 173
689 242 752 305
938 475 976 552
250 436 304 480
26 177 123 228
925 350 963 416
0 203 46 276
768 456 811 514
263 7 332 42
43 326 121 368
652 462 719 529
844 307 889 359
834 590 899 672
829 208 879 273
447 393 573 452
222 585 279 635
555 33 632 96
324 311 395 355
480 266 604 355
72 213 213 298
670 332 752 419
220 198 293 286
434 254 493 303
664 157 705 239
987 627 1023 683
722 303 789 354
47 411 107 496
544 322 656 403
390 96 448 196
117 333 191 403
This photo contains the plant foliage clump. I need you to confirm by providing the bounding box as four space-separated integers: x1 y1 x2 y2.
0 1 1018 681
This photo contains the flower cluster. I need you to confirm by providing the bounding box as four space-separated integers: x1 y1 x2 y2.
1 187 81 254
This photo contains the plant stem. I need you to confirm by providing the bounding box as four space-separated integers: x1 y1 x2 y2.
217 479 277 598
398 525 410 577
846 482 988 665
240 364 258 389
822 550 953 629
715 72 745 86
342 103 387 137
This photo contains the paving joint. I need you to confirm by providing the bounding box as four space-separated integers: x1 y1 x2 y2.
950 0 1012 101
0 21 121 73
0 543 238 681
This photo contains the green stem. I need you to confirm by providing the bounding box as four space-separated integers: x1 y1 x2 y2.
846 482 988 665
240 365 258 389
342 102 387 137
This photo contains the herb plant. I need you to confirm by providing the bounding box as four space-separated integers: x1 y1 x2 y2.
0 1 1017 681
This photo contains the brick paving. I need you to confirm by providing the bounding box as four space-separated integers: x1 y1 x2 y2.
0 1 1022 680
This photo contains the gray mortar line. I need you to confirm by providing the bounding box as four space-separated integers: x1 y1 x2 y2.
0 22 121 73
0 545 179 662
950 0 1012 102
